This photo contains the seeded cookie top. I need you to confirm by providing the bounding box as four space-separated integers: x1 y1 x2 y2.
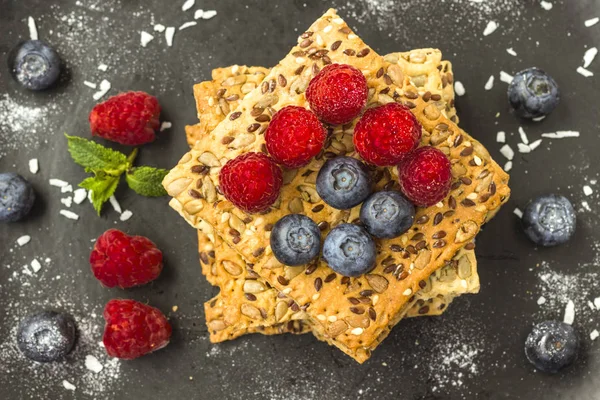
164 9 510 362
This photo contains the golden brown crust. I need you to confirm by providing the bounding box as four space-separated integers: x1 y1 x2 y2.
164 9 510 362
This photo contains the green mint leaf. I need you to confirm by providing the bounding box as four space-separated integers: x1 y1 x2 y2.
65 134 129 176
126 166 168 197
79 175 120 215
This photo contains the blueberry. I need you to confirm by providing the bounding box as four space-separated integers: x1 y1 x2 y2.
17 311 77 363
0 173 35 222
522 194 575 247
323 223 376 277
360 191 415 239
316 156 372 210
270 214 321 266
525 321 578 373
508 67 559 119
8 40 61 90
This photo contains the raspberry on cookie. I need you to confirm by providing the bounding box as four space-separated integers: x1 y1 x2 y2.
354 103 422 167
398 146 452 207
306 63 368 125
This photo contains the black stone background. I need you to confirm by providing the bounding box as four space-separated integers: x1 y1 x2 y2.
1 0 599 399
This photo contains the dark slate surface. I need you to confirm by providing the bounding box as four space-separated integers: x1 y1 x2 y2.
1 0 600 399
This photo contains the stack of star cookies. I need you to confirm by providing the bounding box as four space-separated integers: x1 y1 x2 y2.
165 9 509 363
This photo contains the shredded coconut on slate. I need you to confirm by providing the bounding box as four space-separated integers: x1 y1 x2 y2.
564 300 575 325
585 17 599 27
500 144 514 160
165 27 175 46
160 121 172 131
202 10 217 19
496 131 505 143
513 208 523 218
537 296 546 305
482 21 498 36
506 47 517 56
532 116 546 122
73 188 87 204
61 197 73 208
28 16 38 40
181 0 195 11
500 71 514 84
83 80 97 89
61 184 73 193
583 47 598 68
93 80 111 101
484 75 494 90
517 143 531 154
85 355 104 373
577 67 594 77
49 178 68 187
179 21 197 30
583 185 593 196
541 131 580 139
154 24 166 32
97 63 108 72
140 31 154 47
454 81 466 96
540 1 553 11
60 210 80 220
194 10 204 19
31 259 42 273
591 330 599 341
518 127 529 144
17 235 31 246
529 139 542 151
109 195 122 213
120 210 133 221
504 161 513 172
28 159 39 174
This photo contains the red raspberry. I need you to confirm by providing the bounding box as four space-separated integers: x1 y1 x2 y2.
219 152 283 213
265 106 327 168
102 299 172 360
89 91 161 146
354 103 422 166
90 229 163 288
398 146 452 207
306 64 368 125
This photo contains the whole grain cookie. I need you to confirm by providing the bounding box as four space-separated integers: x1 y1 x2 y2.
164 9 510 363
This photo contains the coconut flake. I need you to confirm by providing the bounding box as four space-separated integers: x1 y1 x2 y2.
83 81 97 89
583 47 598 69
59 210 79 220
500 71 514 84
537 296 546 305
583 185 593 196
97 63 108 72
93 80 111 101
506 48 517 56
160 121 172 131
154 24 166 32
591 330 599 341
85 355 104 373
61 184 73 193
577 66 594 77
120 210 133 221
504 161 513 172
513 208 523 218
28 16 38 40
500 144 514 160
28 158 39 174
454 81 466 97
73 188 87 204
109 195 122 214
62 380 76 391
165 27 175 47
61 196 73 208
49 178 68 187
483 21 498 36
563 300 575 325
140 31 154 47
518 127 529 144
17 235 31 246
532 116 546 122
540 1 553 10
182 0 195 11
585 17 599 27
529 139 543 151
594 297 600 309
202 10 217 19
517 143 531 153
179 21 197 31
194 9 204 19
484 75 494 90
541 131 580 139
496 131 506 143
31 259 42 273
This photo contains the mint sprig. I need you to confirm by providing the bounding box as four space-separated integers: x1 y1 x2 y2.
66 135 168 215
